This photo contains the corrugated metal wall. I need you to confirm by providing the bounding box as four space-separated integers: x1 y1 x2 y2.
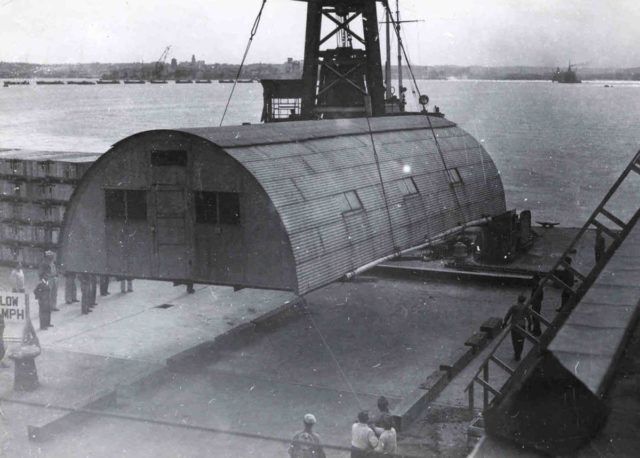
199 116 506 294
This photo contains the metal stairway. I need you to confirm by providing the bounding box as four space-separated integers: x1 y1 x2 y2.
465 149 640 412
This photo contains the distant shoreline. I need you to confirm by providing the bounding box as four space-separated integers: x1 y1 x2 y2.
2 61 640 82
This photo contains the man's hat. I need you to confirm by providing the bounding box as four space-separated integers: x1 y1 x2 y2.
303 414 316 425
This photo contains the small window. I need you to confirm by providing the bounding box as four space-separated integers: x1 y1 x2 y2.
105 189 147 220
446 168 462 184
126 190 148 220
194 191 240 225
151 150 188 166
105 189 126 219
398 177 419 196
195 191 217 223
343 190 363 213
219 192 241 225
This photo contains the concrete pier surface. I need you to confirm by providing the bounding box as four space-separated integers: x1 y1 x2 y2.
0 265 524 457
0 226 594 457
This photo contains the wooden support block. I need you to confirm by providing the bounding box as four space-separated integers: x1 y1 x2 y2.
465 332 489 354
480 317 503 338
440 346 476 379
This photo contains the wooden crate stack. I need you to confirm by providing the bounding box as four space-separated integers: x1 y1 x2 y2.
0 149 100 267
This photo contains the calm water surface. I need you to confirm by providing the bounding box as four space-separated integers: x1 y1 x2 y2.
1 79 640 226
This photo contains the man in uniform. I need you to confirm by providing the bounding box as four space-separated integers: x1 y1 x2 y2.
288 414 325 458
595 229 606 263
65 272 79 304
79 273 92 315
555 257 575 312
503 294 531 361
99 275 110 296
34 277 52 330
529 274 544 337
38 251 59 311
89 275 98 308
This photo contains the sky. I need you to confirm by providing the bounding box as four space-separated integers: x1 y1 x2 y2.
1 0 640 67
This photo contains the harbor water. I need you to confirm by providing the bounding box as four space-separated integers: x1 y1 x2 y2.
1 79 640 226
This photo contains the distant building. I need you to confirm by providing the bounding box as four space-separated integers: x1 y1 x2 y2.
285 57 301 75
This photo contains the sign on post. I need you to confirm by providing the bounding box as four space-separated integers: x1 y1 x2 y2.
0 291 30 343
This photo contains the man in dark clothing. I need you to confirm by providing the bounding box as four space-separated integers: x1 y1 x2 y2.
99 275 110 296
372 396 394 436
555 257 575 312
595 229 606 263
288 414 326 458
34 277 52 330
79 274 92 315
38 251 59 311
89 275 98 307
503 294 531 361
529 274 544 337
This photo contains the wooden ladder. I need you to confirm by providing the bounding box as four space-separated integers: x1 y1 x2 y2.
465 149 640 412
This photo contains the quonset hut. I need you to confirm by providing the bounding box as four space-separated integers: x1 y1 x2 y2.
60 0 507 295
60 116 505 295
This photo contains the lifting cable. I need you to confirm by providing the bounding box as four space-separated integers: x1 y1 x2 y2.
219 0 268 127
383 1 466 220
365 114 399 252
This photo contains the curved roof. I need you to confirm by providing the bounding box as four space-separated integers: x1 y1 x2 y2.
176 115 506 294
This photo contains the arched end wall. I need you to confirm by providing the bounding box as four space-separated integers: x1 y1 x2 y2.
60 131 297 291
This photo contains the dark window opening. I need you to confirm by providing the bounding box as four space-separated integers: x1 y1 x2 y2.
446 168 462 184
195 191 218 223
194 191 240 225
151 150 188 166
105 189 147 220
219 192 241 225
342 190 363 213
105 189 125 219
126 190 148 220
399 177 419 196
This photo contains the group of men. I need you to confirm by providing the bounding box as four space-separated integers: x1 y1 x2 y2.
504 230 608 361
9 251 136 331
64 272 133 315
288 397 398 458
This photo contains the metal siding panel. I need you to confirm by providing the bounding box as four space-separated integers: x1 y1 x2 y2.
293 165 380 201
261 179 305 207
243 156 313 182
289 228 325 263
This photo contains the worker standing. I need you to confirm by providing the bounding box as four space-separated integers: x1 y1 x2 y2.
99 275 110 296
595 229 606 263
9 261 25 292
351 411 378 457
503 295 531 361
288 414 326 458
38 251 59 311
555 257 575 312
34 277 52 330
79 273 92 315
529 274 544 337
65 272 78 305
120 277 133 293
89 275 97 308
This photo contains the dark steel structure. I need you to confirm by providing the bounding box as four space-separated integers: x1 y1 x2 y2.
262 0 404 122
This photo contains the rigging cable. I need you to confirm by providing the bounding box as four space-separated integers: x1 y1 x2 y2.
383 1 466 220
219 0 268 127
365 114 399 252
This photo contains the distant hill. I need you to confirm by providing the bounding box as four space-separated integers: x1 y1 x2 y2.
1 61 639 81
